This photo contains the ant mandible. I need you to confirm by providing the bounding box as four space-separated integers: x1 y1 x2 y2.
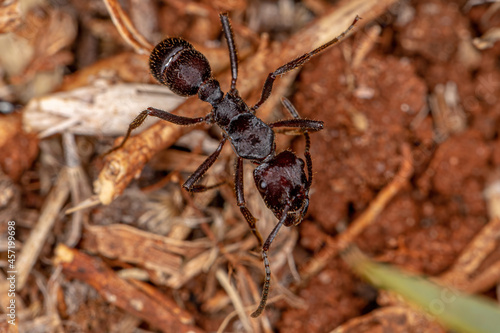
107 13 360 317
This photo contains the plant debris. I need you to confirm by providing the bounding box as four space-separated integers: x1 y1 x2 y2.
1 0 500 332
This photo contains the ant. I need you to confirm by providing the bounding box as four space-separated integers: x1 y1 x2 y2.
107 13 360 317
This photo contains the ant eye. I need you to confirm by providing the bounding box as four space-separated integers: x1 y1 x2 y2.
259 180 267 191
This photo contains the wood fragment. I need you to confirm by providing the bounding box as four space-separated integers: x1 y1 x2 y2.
472 27 500 50
440 218 500 289
54 244 203 333
437 181 500 291
82 224 211 279
429 82 467 143
465 256 500 294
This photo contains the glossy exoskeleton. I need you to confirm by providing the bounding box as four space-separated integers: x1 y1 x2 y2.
108 13 360 317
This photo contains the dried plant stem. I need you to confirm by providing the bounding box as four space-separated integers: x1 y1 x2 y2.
17 168 70 289
103 0 153 54
63 132 91 247
216 269 253 332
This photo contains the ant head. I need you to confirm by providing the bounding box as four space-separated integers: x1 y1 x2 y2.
253 150 310 226
150 38 213 97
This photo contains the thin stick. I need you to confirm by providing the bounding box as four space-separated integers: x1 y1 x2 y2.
103 0 153 54
216 269 252 332
17 169 70 289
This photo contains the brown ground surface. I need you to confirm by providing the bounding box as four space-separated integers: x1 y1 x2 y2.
1 0 500 332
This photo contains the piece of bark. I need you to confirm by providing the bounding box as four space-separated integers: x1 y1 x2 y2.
81 224 210 277
54 244 204 333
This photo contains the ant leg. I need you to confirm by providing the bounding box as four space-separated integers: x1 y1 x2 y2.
251 204 291 318
235 157 263 246
220 13 239 93
269 119 323 132
303 131 313 189
269 97 324 133
252 15 361 112
280 97 313 188
188 181 227 193
183 136 227 191
106 107 206 154
280 96 301 119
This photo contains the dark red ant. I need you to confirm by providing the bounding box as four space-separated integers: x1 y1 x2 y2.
108 13 360 317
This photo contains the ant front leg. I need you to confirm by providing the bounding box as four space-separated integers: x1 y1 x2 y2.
106 107 206 155
235 157 263 246
251 204 290 318
220 13 239 94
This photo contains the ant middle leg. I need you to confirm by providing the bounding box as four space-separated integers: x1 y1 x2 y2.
107 107 207 154
252 15 361 112
269 97 324 133
235 157 263 246
269 119 323 133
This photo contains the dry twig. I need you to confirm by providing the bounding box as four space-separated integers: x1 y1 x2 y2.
103 0 153 54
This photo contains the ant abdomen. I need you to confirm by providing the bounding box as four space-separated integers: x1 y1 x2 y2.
149 37 213 97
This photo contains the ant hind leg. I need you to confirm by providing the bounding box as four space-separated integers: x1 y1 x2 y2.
235 157 264 246
268 97 324 134
220 13 239 93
